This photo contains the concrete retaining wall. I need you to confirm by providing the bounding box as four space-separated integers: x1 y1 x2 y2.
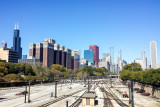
133 82 160 98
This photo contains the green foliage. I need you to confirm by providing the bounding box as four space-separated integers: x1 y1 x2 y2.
0 62 109 82
93 71 102 76
123 63 143 71
120 70 132 80
24 76 43 82
77 71 83 80
51 64 66 72
16 73 24 82
33 65 46 77
82 65 108 76
82 65 93 75
3 74 18 82
120 64 160 86
0 62 35 77
50 64 64 79
25 64 35 75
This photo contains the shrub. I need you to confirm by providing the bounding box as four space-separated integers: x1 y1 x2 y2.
3 74 18 82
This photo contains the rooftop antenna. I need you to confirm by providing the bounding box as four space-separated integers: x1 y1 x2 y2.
14 23 17 30
17 23 19 29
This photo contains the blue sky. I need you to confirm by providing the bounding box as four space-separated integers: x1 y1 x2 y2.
0 0 160 63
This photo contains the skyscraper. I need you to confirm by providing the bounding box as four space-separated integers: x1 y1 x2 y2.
54 44 60 64
110 47 114 64
84 50 94 63
35 43 43 62
102 53 111 62
141 50 147 70
134 58 143 67
12 24 22 59
43 39 55 67
72 49 80 59
150 41 157 69
118 49 122 61
64 48 72 69
89 45 99 66
99 53 111 71
134 50 147 70
59 46 65 66
72 49 81 69
29 43 36 57
28 38 72 68
1 41 7 49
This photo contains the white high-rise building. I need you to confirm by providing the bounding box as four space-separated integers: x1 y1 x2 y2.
99 53 111 71
102 53 111 62
141 50 147 70
118 49 122 61
134 58 143 68
1 41 7 49
110 47 114 64
150 41 157 69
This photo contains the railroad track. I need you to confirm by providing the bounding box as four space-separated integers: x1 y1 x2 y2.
0 83 72 102
98 84 113 107
69 84 97 107
69 91 86 107
103 84 129 107
39 88 87 107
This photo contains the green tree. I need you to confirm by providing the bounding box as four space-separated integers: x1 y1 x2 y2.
120 70 132 81
16 73 24 82
3 74 18 82
19 63 25 74
33 65 45 77
25 64 35 75
82 65 93 76
50 64 66 72
123 63 142 71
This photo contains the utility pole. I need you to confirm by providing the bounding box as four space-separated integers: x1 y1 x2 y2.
131 79 134 107
128 82 131 105
84 77 86 86
28 81 31 103
55 81 57 98
88 77 89 92
94 79 95 90
66 101 68 107
110 75 112 88
24 85 27 103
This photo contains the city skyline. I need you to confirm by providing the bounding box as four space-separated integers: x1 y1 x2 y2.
0 0 160 63
1 23 160 64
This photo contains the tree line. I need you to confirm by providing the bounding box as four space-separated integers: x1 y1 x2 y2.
120 63 160 86
0 62 109 82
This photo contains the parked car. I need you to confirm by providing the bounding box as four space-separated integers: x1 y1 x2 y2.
67 86 72 89
136 89 145 93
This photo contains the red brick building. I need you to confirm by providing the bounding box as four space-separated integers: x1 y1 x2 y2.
28 39 77 69
89 45 99 66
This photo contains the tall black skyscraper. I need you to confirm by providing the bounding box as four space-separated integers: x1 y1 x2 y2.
12 24 22 59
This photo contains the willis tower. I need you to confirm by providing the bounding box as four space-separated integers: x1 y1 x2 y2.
12 24 22 59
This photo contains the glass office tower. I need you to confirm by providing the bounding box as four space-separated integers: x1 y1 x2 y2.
84 49 94 63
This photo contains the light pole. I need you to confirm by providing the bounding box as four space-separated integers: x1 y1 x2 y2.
28 81 31 103
55 80 58 98
131 79 134 107
24 84 27 103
